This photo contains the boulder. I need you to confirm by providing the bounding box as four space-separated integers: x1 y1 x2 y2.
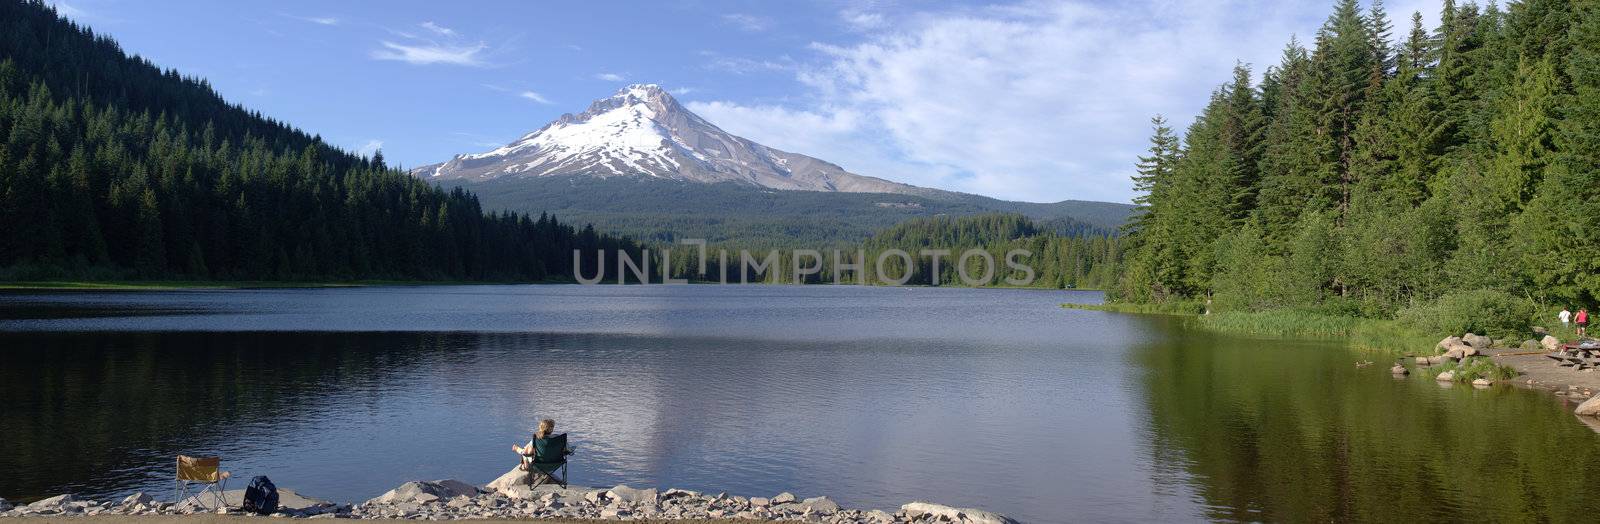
485 466 530 495
1390 365 1408 375
1436 370 1456 382
367 480 479 505
1577 395 1600 417
1463 333 1493 349
1436 336 1464 351
1534 326 1549 335
0 498 10 512
796 496 839 514
772 492 797 504
1522 339 1541 351
27 494 74 509
120 492 152 506
1543 335 1562 351
750 497 770 507
1442 342 1478 359
901 502 1019 524
607 485 657 505
1472 378 1492 387
661 489 700 500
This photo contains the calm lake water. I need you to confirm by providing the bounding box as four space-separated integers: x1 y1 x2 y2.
4 285 1600 522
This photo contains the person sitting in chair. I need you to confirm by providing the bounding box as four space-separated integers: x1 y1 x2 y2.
513 419 556 470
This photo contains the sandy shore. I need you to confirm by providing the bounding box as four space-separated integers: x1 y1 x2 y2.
1489 348 1599 402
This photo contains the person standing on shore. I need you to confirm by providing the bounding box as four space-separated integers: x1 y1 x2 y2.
1579 309 1590 338
1561 307 1572 329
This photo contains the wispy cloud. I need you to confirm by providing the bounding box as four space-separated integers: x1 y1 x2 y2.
49 1 85 18
702 52 793 75
355 139 384 157
420 21 456 36
670 87 696 96
839 9 886 31
594 72 626 82
519 91 553 104
720 13 772 32
695 0 1408 202
283 13 339 26
372 40 488 66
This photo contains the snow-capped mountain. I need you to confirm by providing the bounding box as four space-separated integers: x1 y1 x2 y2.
412 84 926 194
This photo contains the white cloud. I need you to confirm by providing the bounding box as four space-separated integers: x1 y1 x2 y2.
670 87 696 96
702 52 794 75
595 72 626 82
50 1 85 18
519 91 553 104
372 40 488 66
840 9 886 31
720 13 772 32
420 21 456 36
692 0 1413 203
283 13 338 25
355 139 384 157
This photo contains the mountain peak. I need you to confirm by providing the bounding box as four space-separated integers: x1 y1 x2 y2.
412 85 926 195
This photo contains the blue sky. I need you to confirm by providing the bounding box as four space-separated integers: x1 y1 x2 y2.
52 0 1443 203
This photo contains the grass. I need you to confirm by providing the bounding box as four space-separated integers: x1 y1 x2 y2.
1429 357 1521 384
1195 310 1439 354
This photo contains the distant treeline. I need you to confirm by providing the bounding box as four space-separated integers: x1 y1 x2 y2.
0 0 639 281
622 213 1121 289
1118 0 1598 326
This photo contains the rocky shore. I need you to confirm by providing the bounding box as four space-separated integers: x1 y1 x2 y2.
0 467 1016 524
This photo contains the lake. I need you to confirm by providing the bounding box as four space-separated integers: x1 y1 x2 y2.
3 285 1600 522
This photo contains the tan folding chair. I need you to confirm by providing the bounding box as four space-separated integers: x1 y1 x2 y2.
175 455 231 509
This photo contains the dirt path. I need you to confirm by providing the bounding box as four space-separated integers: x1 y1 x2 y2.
1489 348 1600 404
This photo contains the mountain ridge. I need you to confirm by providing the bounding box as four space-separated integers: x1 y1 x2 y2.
413 84 931 195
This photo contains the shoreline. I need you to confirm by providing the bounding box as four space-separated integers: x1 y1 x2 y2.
0 467 1016 524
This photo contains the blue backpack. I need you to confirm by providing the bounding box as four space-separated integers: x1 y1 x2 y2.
242 475 279 515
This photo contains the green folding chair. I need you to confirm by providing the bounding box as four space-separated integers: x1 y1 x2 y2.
521 433 573 489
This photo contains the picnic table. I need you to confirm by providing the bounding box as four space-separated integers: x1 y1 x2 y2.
1546 340 1600 369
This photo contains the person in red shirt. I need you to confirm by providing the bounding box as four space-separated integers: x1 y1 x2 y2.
1579 308 1590 338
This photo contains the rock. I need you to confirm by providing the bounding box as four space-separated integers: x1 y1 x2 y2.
901 502 1019 524
866 509 896 523
796 496 840 514
1442 342 1478 359
1437 336 1464 350
1543 335 1562 351
1522 339 1541 351
662 488 701 500
750 497 771 507
1390 364 1408 375
1472 378 1492 387
1535 326 1549 335
1576 395 1600 416
600 507 630 518
446 495 474 508
584 490 607 504
367 480 479 505
607 485 658 504
27 494 74 509
1436 370 1456 382
772 492 797 504
485 466 531 494
1463 333 1492 349
120 492 152 506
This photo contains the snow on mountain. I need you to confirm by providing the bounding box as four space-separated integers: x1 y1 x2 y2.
412 84 927 195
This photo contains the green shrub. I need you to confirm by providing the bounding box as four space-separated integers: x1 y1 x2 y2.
1395 289 1538 339
1432 357 1521 383
1061 300 1206 315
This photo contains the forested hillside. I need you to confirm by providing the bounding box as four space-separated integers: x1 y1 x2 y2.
647 213 1120 288
1119 0 1597 329
445 175 1127 248
0 0 637 281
